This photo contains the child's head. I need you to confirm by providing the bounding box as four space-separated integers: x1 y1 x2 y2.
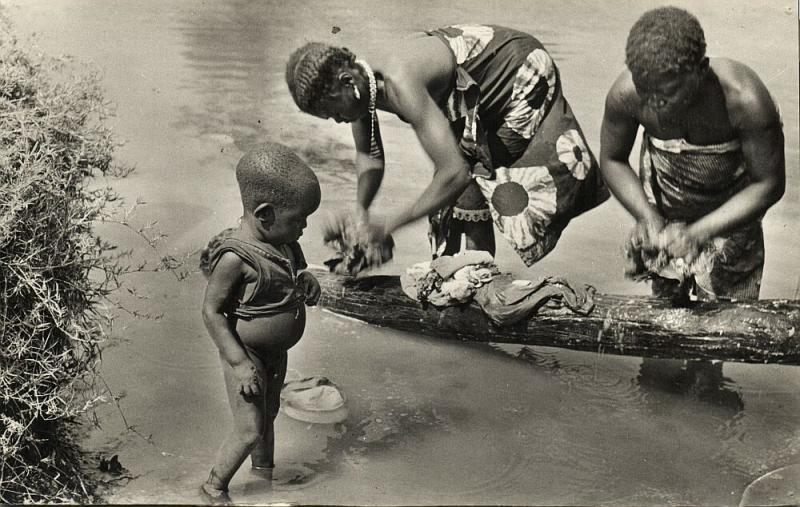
236 142 321 244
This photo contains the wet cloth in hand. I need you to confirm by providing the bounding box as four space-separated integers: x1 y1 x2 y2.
623 221 714 284
322 213 394 276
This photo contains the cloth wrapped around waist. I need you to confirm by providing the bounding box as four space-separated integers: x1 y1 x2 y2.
634 136 765 301
640 135 747 222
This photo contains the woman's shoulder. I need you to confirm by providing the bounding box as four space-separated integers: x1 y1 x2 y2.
605 69 641 116
376 36 455 113
709 57 781 130
376 35 453 79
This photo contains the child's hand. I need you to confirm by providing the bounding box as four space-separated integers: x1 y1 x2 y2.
232 360 262 397
298 270 321 306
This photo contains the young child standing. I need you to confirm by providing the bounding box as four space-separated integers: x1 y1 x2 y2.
200 142 322 503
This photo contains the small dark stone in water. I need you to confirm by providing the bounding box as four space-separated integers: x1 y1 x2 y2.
98 454 124 475
331 26 341 34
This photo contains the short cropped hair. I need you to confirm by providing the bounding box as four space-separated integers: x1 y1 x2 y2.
625 7 706 86
235 142 320 213
285 42 355 116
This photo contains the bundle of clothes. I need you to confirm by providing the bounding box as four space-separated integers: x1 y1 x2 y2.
400 250 595 327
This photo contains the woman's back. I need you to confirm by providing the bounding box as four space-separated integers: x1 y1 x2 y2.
425 25 551 125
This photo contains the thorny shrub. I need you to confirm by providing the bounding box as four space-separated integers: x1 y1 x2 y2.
1 27 183 503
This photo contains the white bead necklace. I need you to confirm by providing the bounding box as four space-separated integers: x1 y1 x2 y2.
355 59 381 158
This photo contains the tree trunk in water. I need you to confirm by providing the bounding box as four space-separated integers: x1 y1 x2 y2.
314 270 800 365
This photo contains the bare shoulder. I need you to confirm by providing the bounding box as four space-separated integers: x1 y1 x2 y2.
710 57 780 129
379 34 455 115
372 35 450 83
605 69 640 117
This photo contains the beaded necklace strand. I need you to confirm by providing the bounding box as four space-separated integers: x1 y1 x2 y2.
355 59 381 158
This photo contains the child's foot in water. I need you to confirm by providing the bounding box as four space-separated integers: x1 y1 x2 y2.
250 465 274 481
199 482 231 505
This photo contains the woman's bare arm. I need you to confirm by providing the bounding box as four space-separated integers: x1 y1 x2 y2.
351 114 385 219
684 61 785 244
378 69 472 234
600 72 665 231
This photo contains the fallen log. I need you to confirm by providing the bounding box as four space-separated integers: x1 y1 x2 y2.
314 270 800 365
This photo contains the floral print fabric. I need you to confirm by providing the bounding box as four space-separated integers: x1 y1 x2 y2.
427 24 609 265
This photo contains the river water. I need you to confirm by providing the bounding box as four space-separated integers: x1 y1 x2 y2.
5 0 799 504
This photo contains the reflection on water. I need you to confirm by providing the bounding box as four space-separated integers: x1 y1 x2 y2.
500 345 748 419
490 342 800 499
638 358 744 413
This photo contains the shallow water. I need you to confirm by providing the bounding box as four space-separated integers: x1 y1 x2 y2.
5 0 799 505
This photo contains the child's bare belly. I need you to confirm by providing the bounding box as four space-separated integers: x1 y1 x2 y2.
235 307 306 352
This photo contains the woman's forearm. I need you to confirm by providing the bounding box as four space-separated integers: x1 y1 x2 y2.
353 117 385 213
600 158 661 224
688 179 783 243
385 165 471 233
356 157 384 213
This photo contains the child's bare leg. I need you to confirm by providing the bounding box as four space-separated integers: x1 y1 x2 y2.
250 351 288 474
204 352 267 494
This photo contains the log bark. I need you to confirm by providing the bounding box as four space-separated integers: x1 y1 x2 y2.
314 270 800 365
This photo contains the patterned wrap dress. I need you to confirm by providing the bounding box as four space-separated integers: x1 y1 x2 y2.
639 135 765 300
425 24 609 266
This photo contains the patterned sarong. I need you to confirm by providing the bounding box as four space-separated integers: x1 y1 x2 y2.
638 135 764 300
426 24 609 266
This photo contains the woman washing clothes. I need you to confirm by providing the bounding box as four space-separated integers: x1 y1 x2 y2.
286 24 608 268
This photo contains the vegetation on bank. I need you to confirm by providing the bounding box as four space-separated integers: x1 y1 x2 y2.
0 26 127 502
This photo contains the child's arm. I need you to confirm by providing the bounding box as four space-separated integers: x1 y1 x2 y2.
202 252 261 396
298 270 321 306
